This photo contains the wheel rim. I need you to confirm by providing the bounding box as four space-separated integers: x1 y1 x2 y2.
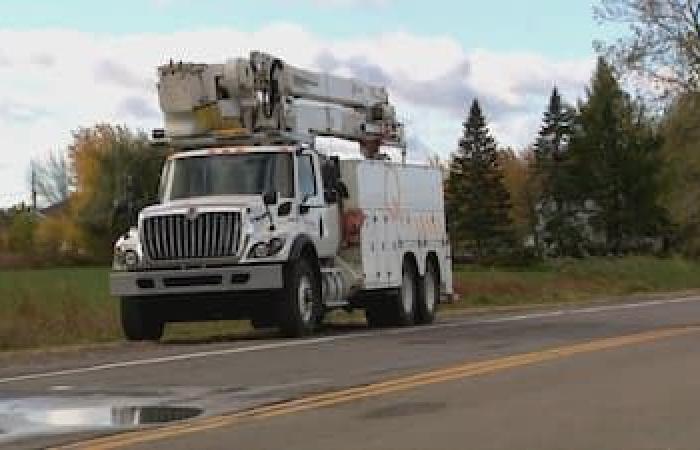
424 267 437 313
298 275 315 324
401 269 415 314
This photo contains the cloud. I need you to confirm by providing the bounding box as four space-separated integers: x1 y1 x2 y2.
95 60 153 90
117 96 159 119
326 55 512 118
0 25 592 206
30 53 55 68
0 99 50 122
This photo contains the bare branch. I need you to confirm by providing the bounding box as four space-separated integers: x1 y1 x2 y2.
596 0 700 94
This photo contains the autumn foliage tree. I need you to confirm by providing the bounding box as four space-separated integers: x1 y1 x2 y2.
499 148 539 250
69 125 168 260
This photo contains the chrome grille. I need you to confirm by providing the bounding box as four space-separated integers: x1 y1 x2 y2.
142 211 241 260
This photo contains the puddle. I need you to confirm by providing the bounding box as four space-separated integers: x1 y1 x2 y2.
7 405 202 428
0 379 328 443
0 396 202 442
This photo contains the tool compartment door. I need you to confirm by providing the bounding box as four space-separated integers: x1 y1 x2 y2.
355 162 387 289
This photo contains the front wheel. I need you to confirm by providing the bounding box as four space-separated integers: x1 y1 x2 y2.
120 297 165 341
278 258 322 337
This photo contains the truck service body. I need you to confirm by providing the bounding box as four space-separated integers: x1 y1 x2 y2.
110 51 452 340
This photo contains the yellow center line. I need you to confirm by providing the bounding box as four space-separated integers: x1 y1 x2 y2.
55 325 700 450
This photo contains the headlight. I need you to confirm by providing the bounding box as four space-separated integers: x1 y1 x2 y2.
249 237 286 258
113 247 140 271
251 242 271 258
124 250 139 268
113 249 127 271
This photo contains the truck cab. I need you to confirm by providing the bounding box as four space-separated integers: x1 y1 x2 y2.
111 145 342 338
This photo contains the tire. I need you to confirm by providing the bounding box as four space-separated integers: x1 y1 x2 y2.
391 260 418 326
366 259 417 328
120 297 165 341
278 258 322 337
416 259 439 325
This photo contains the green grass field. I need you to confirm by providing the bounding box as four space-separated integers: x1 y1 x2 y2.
0 267 117 350
2 256 700 352
451 257 700 308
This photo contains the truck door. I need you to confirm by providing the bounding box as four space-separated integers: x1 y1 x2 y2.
297 152 339 258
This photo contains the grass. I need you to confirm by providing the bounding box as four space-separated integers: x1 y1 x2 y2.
2 256 700 352
0 268 253 351
0 267 118 351
451 256 700 308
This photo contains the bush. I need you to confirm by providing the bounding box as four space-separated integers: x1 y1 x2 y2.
6 212 37 254
35 213 89 263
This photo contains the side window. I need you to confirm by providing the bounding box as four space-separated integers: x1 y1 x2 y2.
298 155 317 198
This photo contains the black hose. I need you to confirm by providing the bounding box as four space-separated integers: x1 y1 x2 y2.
266 59 284 119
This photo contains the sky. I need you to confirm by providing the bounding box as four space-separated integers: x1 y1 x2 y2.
0 0 615 206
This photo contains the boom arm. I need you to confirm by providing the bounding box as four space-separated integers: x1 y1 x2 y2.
157 51 404 158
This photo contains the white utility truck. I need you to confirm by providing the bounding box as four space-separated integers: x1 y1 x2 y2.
110 51 452 340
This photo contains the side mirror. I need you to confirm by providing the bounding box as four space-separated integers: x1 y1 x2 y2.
324 189 338 204
299 193 311 215
278 201 292 217
263 191 278 206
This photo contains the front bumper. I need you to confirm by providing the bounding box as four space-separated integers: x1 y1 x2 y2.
110 264 284 297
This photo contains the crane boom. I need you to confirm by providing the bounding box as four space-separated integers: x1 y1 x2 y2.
156 51 404 158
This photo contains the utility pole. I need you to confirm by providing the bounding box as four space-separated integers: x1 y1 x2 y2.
30 161 37 212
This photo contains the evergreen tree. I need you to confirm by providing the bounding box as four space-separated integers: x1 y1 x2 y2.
568 58 666 254
660 92 700 256
535 87 574 165
533 87 582 256
447 99 514 260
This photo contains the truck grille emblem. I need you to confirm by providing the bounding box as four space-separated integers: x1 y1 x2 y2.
186 207 198 221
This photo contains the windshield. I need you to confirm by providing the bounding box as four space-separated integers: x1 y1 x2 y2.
163 152 294 201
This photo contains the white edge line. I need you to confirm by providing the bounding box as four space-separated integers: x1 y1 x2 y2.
1 295 698 385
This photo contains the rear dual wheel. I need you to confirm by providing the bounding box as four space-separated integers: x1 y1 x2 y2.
366 259 418 327
416 259 439 325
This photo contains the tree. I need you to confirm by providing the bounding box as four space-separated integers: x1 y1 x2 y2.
659 92 700 255
69 124 169 259
500 148 540 252
594 0 700 94
30 151 73 207
4 205 37 254
568 58 667 254
532 87 583 256
447 100 514 260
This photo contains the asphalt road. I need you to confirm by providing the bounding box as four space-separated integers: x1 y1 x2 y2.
1 293 700 450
